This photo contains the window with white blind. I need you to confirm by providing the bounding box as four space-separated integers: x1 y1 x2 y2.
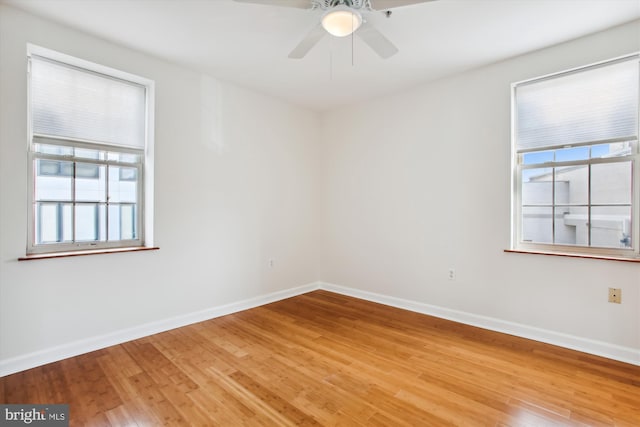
512 54 639 258
27 47 154 254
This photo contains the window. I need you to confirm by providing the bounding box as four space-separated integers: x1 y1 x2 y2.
512 55 639 258
27 47 153 254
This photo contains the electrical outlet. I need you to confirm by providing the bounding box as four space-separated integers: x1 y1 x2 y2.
268 259 274 268
608 288 621 304
448 268 455 280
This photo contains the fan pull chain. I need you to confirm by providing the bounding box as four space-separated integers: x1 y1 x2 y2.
351 14 355 66
351 27 354 66
329 38 333 80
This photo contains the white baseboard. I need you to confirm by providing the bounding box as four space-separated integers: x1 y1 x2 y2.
319 282 640 366
0 282 320 377
3 280 637 376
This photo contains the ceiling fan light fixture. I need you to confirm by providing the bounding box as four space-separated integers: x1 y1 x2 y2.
321 6 362 37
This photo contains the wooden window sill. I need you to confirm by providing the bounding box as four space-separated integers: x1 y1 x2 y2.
504 249 640 263
19 246 159 261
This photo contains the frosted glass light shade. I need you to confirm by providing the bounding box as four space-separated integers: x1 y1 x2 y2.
322 6 362 37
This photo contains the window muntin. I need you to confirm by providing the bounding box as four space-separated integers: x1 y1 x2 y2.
27 50 149 254
513 55 639 257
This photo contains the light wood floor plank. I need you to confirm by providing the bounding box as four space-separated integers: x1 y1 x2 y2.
2 290 639 426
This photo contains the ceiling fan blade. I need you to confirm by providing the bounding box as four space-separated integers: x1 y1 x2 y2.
288 24 326 59
356 23 398 59
370 0 436 10
233 0 311 9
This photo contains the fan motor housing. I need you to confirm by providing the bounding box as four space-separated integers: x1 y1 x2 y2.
314 0 372 11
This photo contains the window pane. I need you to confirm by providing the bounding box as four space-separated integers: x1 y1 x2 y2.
74 147 104 161
61 204 73 242
37 203 59 243
35 160 72 201
36 202 72 244
75 163 99 179
31 57 146 148
591 141 633 159
109 204 137 240
38 160 67 176
107 151 141 164
523 150 554 165
555 165 587 205
75 204 105 242
556 206 588 246
556 146 589 162
75 164 106 202
516 58 638 150
109 166 137 203
591 206 632 248
522 167 552 205
522 206 552 243
34 143 73 156
591 162 632 205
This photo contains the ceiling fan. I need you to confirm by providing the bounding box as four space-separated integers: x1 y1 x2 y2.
233 0 436 59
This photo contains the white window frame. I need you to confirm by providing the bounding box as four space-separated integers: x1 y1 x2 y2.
511 54 640 259
26 45 155 255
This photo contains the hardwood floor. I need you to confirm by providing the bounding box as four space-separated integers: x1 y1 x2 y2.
2 290 639 426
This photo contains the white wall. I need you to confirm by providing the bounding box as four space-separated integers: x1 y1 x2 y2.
0 5 320 370
320 21 640 359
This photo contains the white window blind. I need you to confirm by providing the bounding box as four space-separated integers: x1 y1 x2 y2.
515 57 639 151
31 56 146 148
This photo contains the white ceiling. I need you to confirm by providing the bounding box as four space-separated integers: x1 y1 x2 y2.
3 0 639 111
